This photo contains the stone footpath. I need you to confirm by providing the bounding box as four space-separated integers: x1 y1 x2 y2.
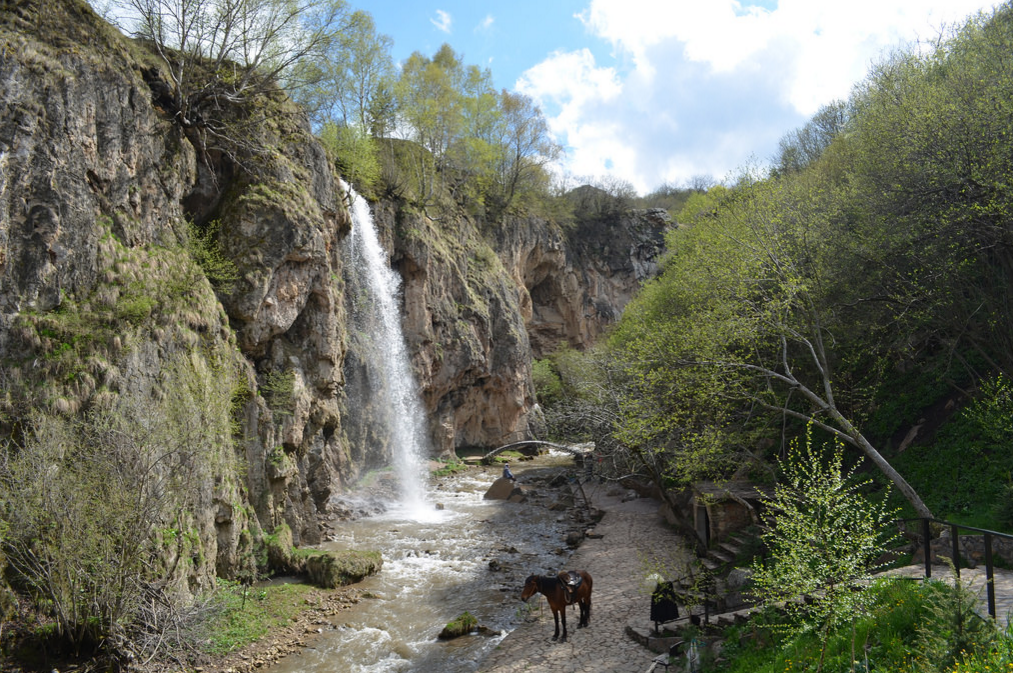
478 479 694 673
885 564 1013 627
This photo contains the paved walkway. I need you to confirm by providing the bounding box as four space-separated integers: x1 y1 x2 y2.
478 480 694 673
885 564 1013 627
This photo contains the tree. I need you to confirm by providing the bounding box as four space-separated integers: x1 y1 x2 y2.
541 346 726 556
846 5 1013 376
121 0 352 162
492 90 562 213
291 9 395 131
610 165 934 518
751 430 896 673
773 100 849 175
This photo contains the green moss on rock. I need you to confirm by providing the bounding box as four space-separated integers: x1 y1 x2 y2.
438 611 478 640
305 550 383 588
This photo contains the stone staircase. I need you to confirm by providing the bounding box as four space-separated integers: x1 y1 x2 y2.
627 528 768 654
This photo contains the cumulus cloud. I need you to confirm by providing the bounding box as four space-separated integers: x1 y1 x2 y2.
477 14 495 31
431 9 452 34
521 0 998 192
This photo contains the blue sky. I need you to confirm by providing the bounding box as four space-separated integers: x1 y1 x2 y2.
361 0 1000 194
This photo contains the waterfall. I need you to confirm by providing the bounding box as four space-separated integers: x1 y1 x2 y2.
341 181 431 517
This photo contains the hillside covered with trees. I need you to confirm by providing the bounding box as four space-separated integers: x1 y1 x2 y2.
538 2 1013 534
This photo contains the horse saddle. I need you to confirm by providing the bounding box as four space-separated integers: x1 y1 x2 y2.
558 570 583 605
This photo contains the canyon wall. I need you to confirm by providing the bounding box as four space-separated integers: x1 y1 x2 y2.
0 0 669 582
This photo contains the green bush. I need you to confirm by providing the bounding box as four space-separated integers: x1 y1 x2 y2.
532 358 563 406
186 218 239 293
319 123 380 193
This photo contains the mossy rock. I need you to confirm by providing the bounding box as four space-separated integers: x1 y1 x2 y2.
265 523 297 574
305 550 383 588
438 611 478 640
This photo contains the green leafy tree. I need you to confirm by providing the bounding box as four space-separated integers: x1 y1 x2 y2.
609 163 933 517
752 429 897 673
291 8 395 132
492 90 562 213
773 100 849 175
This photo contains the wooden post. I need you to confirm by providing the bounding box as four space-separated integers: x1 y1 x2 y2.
922 518 932 579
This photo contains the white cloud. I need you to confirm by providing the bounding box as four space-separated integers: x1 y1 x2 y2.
521 0 998 192
431 9 452 34
477 15 494 31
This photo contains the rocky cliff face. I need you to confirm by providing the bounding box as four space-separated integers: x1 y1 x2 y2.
358 203 669 454
0 0 668 584
496 209 670 359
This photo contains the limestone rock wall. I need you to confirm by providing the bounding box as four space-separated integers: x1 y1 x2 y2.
495 209 670 359
355 203 669 454
0 0 669 584
366 202 536 455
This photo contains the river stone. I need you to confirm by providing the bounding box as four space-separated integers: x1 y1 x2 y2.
484 477 518 500
306 550 383 588
438 611 478 640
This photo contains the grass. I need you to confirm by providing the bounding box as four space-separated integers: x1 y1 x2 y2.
203 579 320 655
431 457 468 477
711 579 934 673
710 577 1013 673
886 410 1013 531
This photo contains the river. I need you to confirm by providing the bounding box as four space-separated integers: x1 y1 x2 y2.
266 452 584 673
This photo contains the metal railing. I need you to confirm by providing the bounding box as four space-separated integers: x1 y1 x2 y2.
901 517 1013 619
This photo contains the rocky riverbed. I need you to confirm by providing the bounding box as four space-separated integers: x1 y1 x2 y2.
200 452 599 673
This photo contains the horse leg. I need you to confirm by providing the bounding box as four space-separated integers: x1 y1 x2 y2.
551 608 560 641
559 605 568 642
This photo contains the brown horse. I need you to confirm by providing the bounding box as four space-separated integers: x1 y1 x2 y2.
520 570 593 642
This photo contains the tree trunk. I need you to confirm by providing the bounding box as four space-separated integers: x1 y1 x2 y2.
829 408 934 519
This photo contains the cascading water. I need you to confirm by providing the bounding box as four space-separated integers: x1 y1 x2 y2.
265 185 587 672
341 180 431 517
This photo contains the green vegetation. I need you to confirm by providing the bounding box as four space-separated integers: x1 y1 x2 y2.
186 218 240 293
751 430 897 672
204 580 320 655
0 352 244 662
261 369 297 416
431 457 468 477
544 1 1013 528
712 574 1011 673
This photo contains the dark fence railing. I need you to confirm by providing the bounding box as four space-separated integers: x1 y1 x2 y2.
899 517 1013 619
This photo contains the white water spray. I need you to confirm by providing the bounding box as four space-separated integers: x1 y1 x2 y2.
341 181 431 517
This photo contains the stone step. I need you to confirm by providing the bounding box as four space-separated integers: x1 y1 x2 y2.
708 548 734 564
700 557 723 571
717 541 742 558
711 608 755 628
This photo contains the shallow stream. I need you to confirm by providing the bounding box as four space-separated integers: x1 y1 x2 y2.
266 453 583 673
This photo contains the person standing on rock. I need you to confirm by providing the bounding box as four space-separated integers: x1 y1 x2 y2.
502 462 515 481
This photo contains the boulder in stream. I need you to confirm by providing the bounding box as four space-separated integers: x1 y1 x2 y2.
306 550 383 588
484 477 524 500
438 611 478 640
